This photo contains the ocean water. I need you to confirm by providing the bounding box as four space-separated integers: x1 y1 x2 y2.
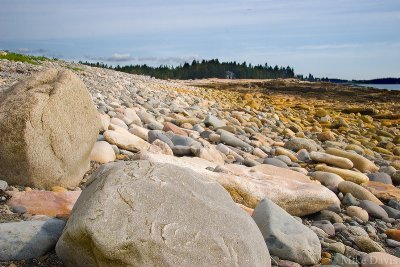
356 84 400 91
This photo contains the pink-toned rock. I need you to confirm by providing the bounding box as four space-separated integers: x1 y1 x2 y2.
99 113 110 132
104 130 150 152
138 152 340 216
89 141 116 163
361 252 400 267
362 181 400 202
6 190 81 217
110 117 128 130
163 122 188 136
124 108 142 126
237 203 254 216
147 139 173 156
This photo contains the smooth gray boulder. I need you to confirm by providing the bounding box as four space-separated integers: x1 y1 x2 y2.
219 131 253 151
0 218 66 261
0 69 100 189
252 198 321 265
204 114 226 128
56 161 271 267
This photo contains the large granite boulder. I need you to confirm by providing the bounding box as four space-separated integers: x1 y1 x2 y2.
56 161 271 267
252 198 321 265
138 152 340 216
0 69 100 189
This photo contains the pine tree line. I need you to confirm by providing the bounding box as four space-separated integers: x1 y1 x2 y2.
79 59 295 80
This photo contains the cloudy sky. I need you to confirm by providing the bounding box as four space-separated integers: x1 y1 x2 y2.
1 0 399 79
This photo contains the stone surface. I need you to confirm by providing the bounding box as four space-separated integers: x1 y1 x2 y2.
310 151 353 169
367 172 392 184
0 69 100 189
219 131 253 150
89 141 116 163
346 206 369 222
263 158 288 168
309 171 344 189
354 236 385 253
56 160 271 267
316 164 369 184
163 122 188 136
252 198 321 265
0 179 8 191
359 200 389 220
362 181 400 202
385 229 400 242
139 152 340 216
361 252 400 267
284 137 318 152
338 181 383 205
104 130 150 152
326 147 379 173
0 218 66 261
6 190 81 217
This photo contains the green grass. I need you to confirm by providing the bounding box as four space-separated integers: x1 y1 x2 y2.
65 66 84 72
0 52 52 65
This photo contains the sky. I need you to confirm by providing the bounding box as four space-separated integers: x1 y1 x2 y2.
1 0 399 79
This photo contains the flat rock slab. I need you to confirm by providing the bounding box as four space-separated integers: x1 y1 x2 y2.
6 191 81 217
0 218 65 261
362 181 400 202
138 152 340 216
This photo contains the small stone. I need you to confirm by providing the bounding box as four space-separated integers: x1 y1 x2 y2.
317 165 369 184
263 158 288 168
7 190 81 217
0 180 8 191
312 220 335 236
338 181 383 205
367 172 392 184
310 151 353 169
0 219 66 261
361 252 400 267
354 236 385 253
346 206 369 222
385 229 400 242
252 198 321 265
387 239 400 248
359 200 389 220
89 141 116 164
342 193 360 206
284 137 318 152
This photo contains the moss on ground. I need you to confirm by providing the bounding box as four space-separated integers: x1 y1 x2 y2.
0 52 52 65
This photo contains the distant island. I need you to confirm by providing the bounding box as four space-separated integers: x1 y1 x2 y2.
320 77 400 84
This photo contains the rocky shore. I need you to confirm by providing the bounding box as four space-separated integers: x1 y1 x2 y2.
0 57 400 266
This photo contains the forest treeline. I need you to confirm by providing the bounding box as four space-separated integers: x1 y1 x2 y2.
79 59 295 80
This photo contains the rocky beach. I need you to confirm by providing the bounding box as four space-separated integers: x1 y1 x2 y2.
1 56 400 266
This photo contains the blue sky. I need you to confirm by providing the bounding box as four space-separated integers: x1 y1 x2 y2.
1 0 399 79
